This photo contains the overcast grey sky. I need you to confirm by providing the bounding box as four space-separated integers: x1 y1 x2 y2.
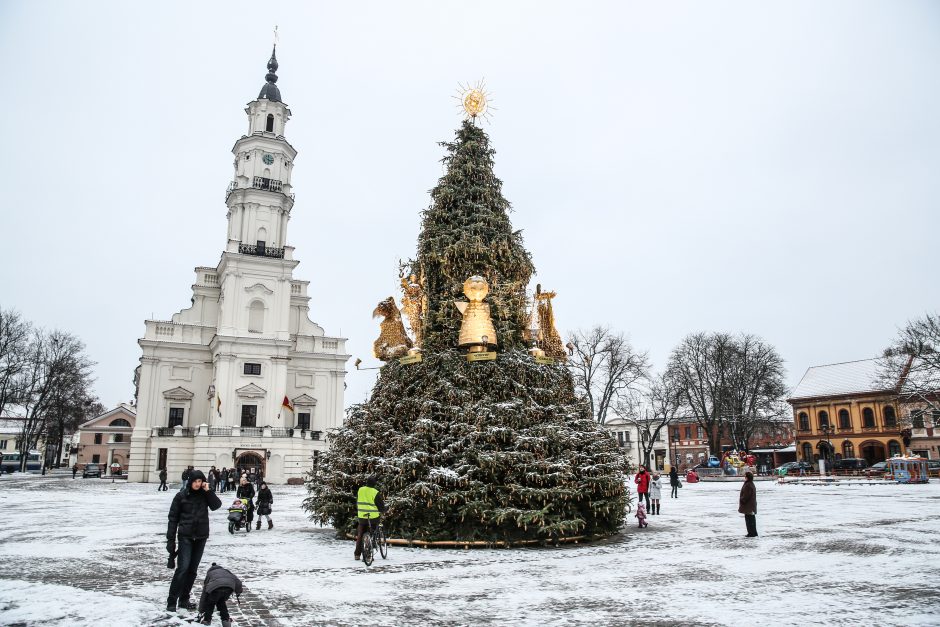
1 1 938 409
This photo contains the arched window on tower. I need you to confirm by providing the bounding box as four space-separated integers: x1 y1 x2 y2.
265 114 274 133
248 301 265 333
818 410 829 430
862 407 875 428
838 409 851 429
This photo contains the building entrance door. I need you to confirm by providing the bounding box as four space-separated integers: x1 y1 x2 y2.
235 451 265 483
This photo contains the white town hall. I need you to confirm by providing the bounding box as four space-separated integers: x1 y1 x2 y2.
128 48 348 484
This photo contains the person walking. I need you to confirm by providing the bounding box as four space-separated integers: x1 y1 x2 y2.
166 469 222 613
739 471 758 538
158 468 168 491
634 465 651 511
649 473 662 515
208 466 218 492
236 476 256 529
256 482 274 530
669 466 680 498
218 468 226 494
181 466 192 491
227 468 236 493
72 463 78 479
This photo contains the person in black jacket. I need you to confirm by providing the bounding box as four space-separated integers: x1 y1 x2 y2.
166 469 222 613
158 468 168 491
196 562 243 627
669 466 680 498
256 482 274 530
236 476 255 528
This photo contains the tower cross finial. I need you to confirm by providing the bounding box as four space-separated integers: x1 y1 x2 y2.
273 25 279 49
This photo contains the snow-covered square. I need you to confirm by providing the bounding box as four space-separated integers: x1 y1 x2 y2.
1 474 938 626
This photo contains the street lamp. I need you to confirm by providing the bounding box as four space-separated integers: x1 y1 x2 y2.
820 424 835 474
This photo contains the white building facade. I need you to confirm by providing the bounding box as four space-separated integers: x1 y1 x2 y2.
603 417 669 472
128 49 349 484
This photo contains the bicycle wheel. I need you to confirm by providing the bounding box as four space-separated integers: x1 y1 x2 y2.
361 532 374 566
377 525 388 559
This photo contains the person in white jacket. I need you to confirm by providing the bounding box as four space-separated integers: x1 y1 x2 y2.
649 473 663 515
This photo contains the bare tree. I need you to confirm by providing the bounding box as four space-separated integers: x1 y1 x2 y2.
16 329 96 471
666 332 787 455
722 334 788 450
0 308 31 416
568 326 650 425
882 312 940 415
616 372 683 467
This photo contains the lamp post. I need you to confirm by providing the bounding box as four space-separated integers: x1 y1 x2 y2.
821 424 835 475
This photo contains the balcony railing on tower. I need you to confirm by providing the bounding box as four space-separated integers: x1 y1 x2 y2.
238 243 285 259
252 176 282 193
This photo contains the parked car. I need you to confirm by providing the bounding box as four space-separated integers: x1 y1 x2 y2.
774 461 813 476
832 458 868 472
82 463 102 478
706 455 721 468
926 460 940 477
867 461 888 475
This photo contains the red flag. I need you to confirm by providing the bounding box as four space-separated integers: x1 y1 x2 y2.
282 395 294 412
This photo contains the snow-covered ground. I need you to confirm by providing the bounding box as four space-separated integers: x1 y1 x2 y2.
1 474 938 626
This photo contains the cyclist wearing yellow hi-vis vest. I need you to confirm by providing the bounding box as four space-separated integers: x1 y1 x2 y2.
354 476 387 561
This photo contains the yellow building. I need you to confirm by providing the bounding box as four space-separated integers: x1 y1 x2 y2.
789 358 903 466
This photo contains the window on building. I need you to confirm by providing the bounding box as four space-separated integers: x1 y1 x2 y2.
92 454 100 463
244 363 262 375
883 406 897 428
862 408 875 428
157 448 168 471
248 301 265 333
168 407 184 428
798 412 809 431
837 409 851 429
888 440 902 457
912 410 925 429
0 440 6 450
843 441 854 458
933 411 940 427
696 426 703 439
818 411 830 430
801 442 813 462
265 114 274 132
685 426 692 439
110 418 131 428
241 405 257 427
617 431 625 446
673 429 680 441
94 433 102 445
113 434 123 443
298 412 310 430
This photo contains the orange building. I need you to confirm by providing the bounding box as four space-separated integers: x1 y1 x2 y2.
788 359 903 466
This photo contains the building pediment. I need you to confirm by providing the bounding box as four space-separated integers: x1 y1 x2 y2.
162 386 194 401
244 282 274 295
236 383 267 399
292 394 317 406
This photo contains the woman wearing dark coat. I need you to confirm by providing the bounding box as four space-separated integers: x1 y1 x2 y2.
739 471 758 537
256 482 274 530
669 466 680 498
236 476 256 526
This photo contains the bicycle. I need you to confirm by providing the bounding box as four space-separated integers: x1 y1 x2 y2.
360 518 388 567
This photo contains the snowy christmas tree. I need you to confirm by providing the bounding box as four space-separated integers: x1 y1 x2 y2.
304 101 629 544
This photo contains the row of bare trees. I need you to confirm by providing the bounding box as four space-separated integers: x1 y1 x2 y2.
0 308 101 471
568 326 788 464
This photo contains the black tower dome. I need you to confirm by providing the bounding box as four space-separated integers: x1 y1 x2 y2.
258 47 282 103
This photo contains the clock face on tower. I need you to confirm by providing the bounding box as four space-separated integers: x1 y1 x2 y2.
262 154 274 165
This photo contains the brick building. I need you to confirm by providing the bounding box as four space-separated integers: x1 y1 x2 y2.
74 405 136 474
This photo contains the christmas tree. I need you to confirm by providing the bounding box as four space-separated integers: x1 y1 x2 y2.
304 113 629 544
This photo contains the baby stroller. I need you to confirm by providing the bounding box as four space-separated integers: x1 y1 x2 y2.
227 498 251 534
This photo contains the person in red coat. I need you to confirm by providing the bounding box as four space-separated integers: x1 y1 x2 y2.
634 465 651 510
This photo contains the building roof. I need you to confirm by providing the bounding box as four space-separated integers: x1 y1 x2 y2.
257 47 282 103
78 404 137 429
789 358 892 401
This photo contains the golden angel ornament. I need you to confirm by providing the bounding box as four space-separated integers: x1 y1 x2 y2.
372 297 413 361
455 276 497 352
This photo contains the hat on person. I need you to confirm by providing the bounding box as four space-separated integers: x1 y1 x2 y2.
188 469 207 487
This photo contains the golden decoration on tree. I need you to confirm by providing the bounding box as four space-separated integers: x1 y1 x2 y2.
455 275 497 353
372 296 413 361
399 270 426 347
534 284 567 361
456 80 493 121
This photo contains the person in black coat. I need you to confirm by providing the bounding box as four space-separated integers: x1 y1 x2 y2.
196 562 243 627
739 471 758 538
158 468 168 491
669 466 680 498
236 476 255 526
256 482 274 530
166 469 222 613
